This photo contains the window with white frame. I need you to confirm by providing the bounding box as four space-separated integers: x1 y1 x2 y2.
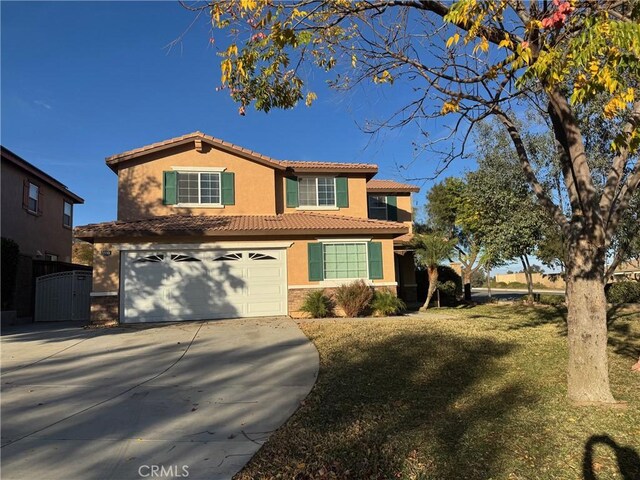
177 172 220 205
299 177 335 207
63 201 72 227
323 243 368 279
28 182 39 212
368 195 387 220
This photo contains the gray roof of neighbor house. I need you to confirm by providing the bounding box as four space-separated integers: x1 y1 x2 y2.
75 213 408 241
1 146 84 203
105 132 379 175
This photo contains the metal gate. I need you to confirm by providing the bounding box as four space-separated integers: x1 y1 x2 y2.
34 271 92 322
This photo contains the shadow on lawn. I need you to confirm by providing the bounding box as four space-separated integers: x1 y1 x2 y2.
237 329 535 480
583 435 640 480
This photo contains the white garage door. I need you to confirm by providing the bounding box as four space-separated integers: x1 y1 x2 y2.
121 248 287 323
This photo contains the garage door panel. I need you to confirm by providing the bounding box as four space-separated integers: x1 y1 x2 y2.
247 301 285 315
122 249 286 323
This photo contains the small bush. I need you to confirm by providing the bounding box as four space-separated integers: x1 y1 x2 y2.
371 289 406 316
437 266 463 298
606 282 640 304
496 282 508 288
538 294 565 306
300 290 334 318
334 280 374 317
436 280 459 306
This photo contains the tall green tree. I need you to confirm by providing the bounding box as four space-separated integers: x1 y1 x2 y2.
412 233 456 310
426 177 483 297
202 1 640 404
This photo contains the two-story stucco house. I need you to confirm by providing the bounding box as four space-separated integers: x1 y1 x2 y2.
75 132 419 324
2 146 84 261
1 146 84 320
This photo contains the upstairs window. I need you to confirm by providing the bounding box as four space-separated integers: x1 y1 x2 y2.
367 194 398 221
298 177 335 207
177 172 220 205
368 195 388 220
63 201 73 227
28 182 39 213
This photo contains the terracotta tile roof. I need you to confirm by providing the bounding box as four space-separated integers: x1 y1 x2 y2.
105 132 284 172
367 179 420 193
278 160 378 173
393 233 414 245
105 132 377 174
75 213 408 241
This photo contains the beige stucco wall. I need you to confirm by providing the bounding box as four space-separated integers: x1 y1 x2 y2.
1 160 76 261
395 193 413 229
91 235 398 293
117 144 277 221
494 272 566 289
277 172 370 218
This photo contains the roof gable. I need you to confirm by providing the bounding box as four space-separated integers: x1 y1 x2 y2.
1 146 84 204
105 132 378 176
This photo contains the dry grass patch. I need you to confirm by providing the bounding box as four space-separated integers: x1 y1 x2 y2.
236 305 639 480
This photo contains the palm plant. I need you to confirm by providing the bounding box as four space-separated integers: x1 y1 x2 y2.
413 233 456 310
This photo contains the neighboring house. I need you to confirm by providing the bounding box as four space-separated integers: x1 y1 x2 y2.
611 259 640 282
75 132 419 324
1 146 84 319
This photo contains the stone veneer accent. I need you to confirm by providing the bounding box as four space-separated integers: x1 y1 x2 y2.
90 296 119 326
288 285 397 318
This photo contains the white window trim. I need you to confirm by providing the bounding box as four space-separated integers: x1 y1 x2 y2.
298 176 337 208
171 166 226 172
321 241 369 282
296 206 340 211
175 170 223 206
174 203 225 209
318 237 372 243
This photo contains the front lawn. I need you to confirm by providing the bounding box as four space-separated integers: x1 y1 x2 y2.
236 305 640 480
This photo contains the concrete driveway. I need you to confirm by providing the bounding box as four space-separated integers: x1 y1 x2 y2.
1 318 319 480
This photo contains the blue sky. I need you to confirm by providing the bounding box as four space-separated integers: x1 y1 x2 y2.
3 2 540 273
1 1 468 224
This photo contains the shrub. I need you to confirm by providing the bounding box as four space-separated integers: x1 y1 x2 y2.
538 294 565 306
436 280 459 306
1 237 20 310
371 289 406 316
437 265 463 298
299 290 334 318
334 280 374 317
606 282 640 304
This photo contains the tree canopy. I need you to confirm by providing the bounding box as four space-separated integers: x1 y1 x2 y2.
198 0 640 403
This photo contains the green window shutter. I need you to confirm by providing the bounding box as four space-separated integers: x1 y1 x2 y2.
368 241 383 279
221 172 235 205
335 177 349 208
163 171 177 205
308 243 324 281
386 195 398 221
286 177 299 208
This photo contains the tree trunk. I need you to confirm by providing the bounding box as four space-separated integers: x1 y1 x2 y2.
462 268 472 301
486 265 492 299
421 266 439 310
565 241 616 404
520 255 534 304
